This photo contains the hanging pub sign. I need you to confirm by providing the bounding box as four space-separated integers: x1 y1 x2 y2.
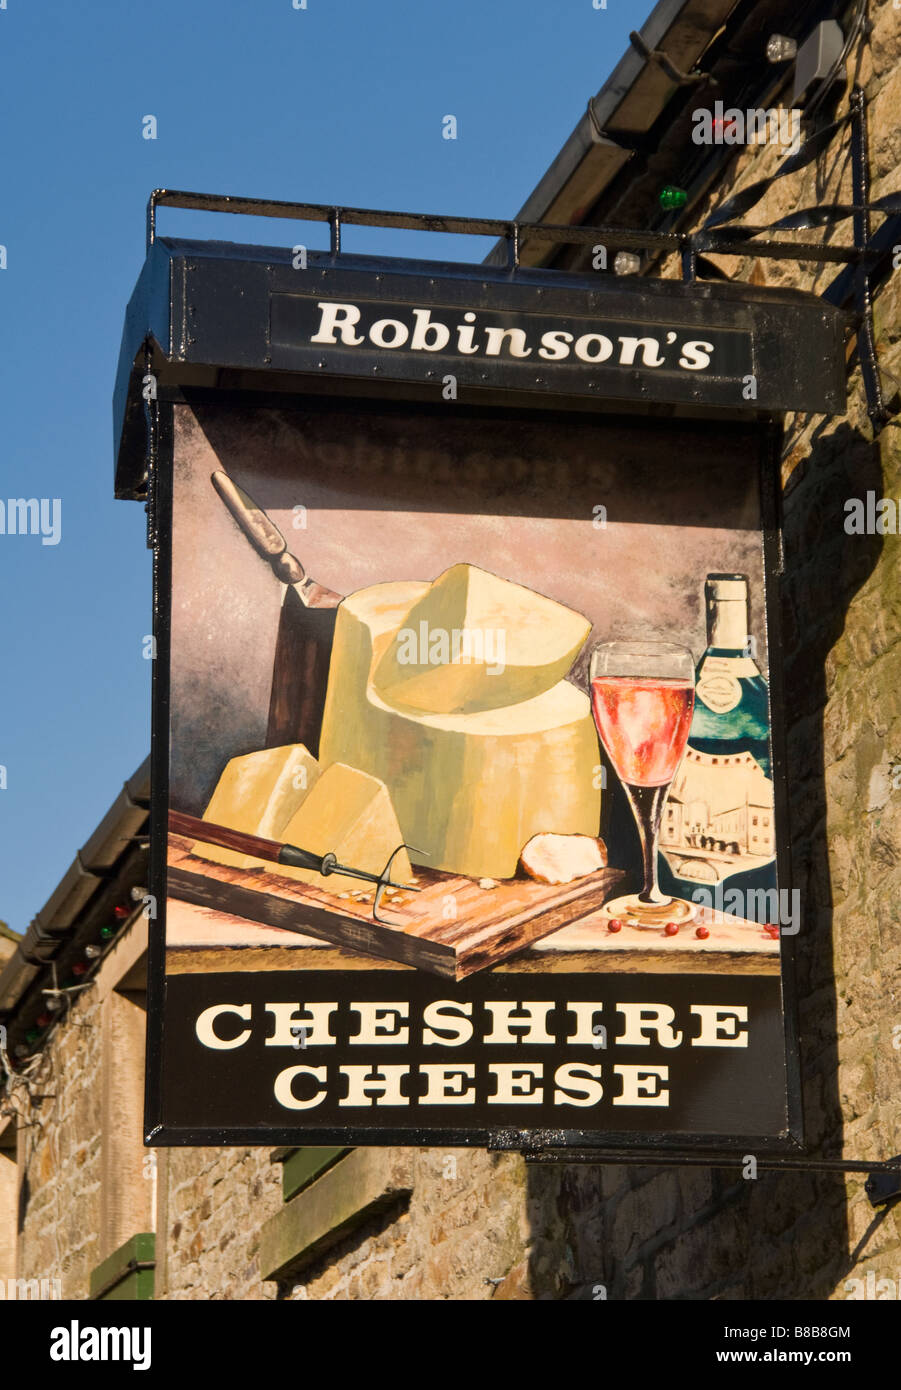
114 198 847 1153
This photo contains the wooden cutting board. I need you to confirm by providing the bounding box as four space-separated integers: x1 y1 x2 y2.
166 833 626 980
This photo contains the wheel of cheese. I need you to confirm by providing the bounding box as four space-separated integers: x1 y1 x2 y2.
373 562 591 714
319 582 601 879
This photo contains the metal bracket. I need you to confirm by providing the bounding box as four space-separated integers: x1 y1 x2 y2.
865 1158 901 1209
849 86 892 434
503 1145 901 1185
329 206 342 257
628 29 714 87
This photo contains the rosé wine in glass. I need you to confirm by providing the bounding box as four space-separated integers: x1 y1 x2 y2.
589 642 696 929
590 676 695 787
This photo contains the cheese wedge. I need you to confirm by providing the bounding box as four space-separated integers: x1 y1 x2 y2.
320 582 601 879
276 762 413 893
193 744 320 869
374 562 591 714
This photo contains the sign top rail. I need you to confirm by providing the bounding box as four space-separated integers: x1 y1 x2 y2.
114 223 849 500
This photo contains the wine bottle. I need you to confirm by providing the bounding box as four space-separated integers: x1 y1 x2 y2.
690 573 770 775
658 573 777 900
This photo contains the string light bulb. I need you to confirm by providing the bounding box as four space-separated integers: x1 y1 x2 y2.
613 251 641 275
659 185 688 211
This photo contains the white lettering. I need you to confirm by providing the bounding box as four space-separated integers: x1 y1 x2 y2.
338 1065 410 1106
482 1000 554 1044
273 1065 328 1110
369 317 409 349
310 301 365 345
616 1003 683 1048
422 999 473 1046
410 307 450 351
553 1062 604 1107
264 1002 337 1047
487 1062 544 1103
195 1003 251 1050
574 332 613 362
483 326 532 357
613 1064 669 1106
420 1064 476 1104
618 336 666 367
349 1002 409 1045
538 329 574 360
691 1004 749 1047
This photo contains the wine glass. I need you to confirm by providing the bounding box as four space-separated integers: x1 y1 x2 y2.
590 640 696 929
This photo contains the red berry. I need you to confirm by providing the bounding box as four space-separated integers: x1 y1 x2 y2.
664 922 679 936
695 925 710 940
607 918 623 933
764 923 780 937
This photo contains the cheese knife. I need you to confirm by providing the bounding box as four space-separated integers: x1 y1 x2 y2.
211 469 343 754
169 809 421 923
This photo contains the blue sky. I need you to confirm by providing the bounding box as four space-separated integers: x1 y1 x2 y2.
0 0 635 934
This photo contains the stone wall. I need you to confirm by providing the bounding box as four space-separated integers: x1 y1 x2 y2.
8 920 155 1299
11 964 105 1297
155 1146 282 1301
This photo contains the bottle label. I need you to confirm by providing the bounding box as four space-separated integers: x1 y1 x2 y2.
659 745 776 890
695 655 757 714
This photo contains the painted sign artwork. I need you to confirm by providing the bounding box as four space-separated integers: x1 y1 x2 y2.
156 398 790 1143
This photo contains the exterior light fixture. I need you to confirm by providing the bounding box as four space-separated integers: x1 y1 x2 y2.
792 21 845 105
766 34 798 63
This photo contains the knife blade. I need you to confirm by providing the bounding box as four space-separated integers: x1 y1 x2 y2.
211 469 342 753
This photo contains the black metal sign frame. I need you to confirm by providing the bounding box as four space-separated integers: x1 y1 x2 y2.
142 388 803 1158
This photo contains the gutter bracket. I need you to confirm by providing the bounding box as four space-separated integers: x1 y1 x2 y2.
628 29 715 87
585 99 638 153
